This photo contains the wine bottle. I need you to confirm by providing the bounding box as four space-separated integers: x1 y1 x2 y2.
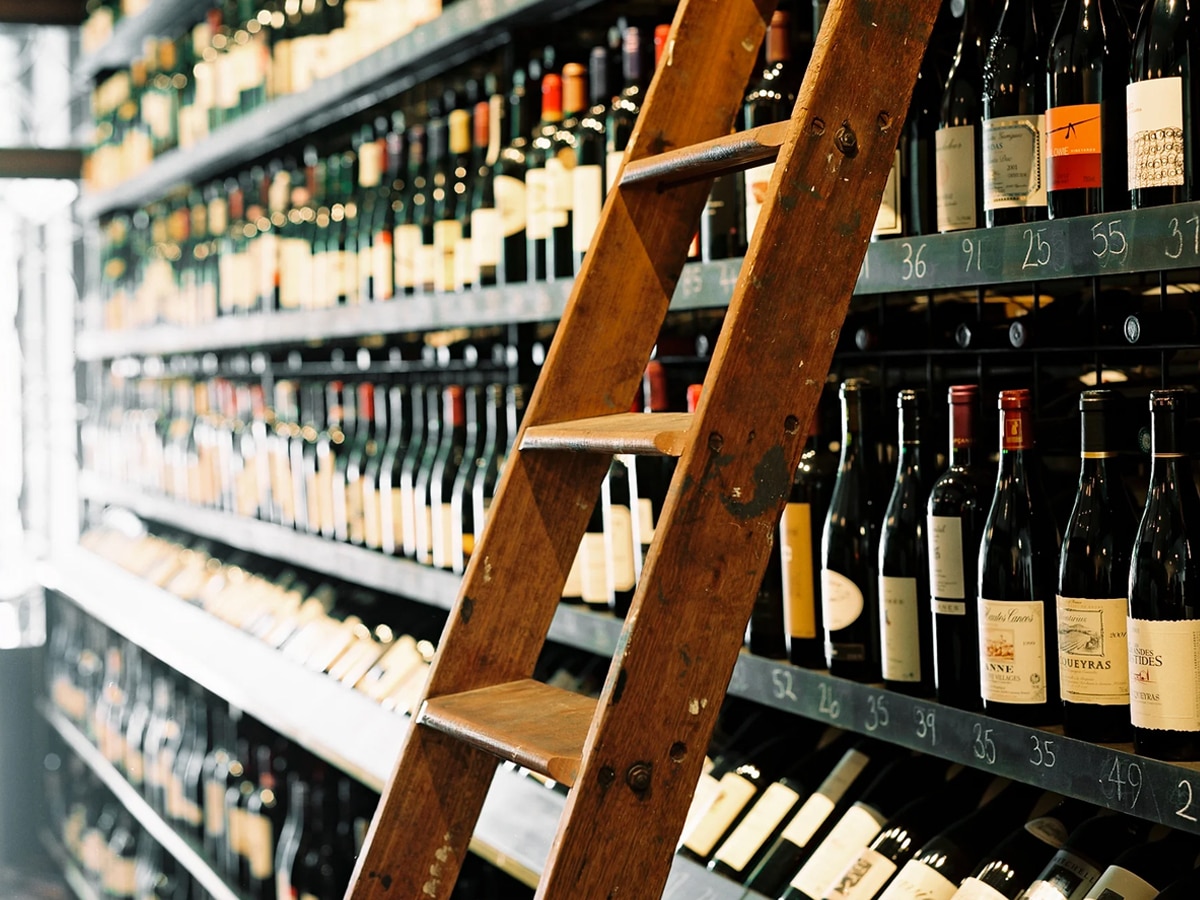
981 0 1047 226
819 766 994 900
469 80 501 288
748 517 789 660
449 384 483 575
1057 390 1135 742
928 385 988 710
378 384 411 557
1128 389 1200 760
430 385 467 571
469 382 507 568
411 385 442 565
393 122 428 296
879 389 932 695
603 456 639 617
744 10 800 241
1021 814 1150 900
952 798 1094 899
1045 0 1131 217
876 781 1043 900
781 413 835 668
978 389 1062 726
708 730 860 884
822 379 881 682
274 775 308 900
780 755 952 900
606 26 645 194
547 62 582 280
571 46 608 270
525 72 561 283
243 743 284 898
1081 828 1200 899
1127 0 1195 208
936 0 985 232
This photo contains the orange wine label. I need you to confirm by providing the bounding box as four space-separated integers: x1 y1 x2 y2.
1045 103 1102 192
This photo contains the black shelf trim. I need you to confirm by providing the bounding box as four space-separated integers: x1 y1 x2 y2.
41 702 250 900
77 0 606 219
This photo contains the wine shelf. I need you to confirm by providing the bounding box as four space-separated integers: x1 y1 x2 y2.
79 200 1200 360
39 830 101 900
75 475 1200 835
41 703 249 900
76 0 607 220
39 548 764 899
75 0 210 88
74 257 742 360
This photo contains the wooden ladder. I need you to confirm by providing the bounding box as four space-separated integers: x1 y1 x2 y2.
348 1 938 896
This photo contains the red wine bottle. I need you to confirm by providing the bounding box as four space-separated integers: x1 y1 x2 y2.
1045 0 1131 217
817 766 994 900
1083 828 1200 899
1056 391 1135 742
978 389 1062 726
936 0 986 232
822 379 881 682
981 0 1047 226
782 414 835 668
1022 813 1150 900
875 781 1043 900
744 741 893 897
1128 389 1200 760
954 798 1094 899
927 385 988 710
1127 0 1195 208
779 755 952 900
878 389 932 695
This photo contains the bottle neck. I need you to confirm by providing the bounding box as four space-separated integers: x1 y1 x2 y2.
948 401 976 468
839 396 865 464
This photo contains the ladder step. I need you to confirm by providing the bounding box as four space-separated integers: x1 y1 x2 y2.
520 412 693 457
620 121 789 189
417 680 596 787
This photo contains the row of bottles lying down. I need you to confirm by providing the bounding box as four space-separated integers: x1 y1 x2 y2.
46 584 1200 900
94 0 1200 332
77 514 443 715
44 592 538 899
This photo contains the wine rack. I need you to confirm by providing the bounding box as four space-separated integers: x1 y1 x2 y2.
38 547 765 899
76 0 610 219
41 702 248 900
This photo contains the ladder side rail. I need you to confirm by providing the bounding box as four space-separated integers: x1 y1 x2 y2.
539 2 940 897
346 2 774 898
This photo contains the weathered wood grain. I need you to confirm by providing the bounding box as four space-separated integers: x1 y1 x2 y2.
620 120 790 188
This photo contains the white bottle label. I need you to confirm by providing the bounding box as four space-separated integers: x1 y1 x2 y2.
782 502 818 640
712 781 800 871
1023 848 1102 900
1127 617 1200 731
935 124 977 232
605 150 626 194
579 532 608 606
1056 596 1130 706
789 804 885 899
881 575 921 682
982 114 1046 210
872 150 903 236
878 859 959 900
952 877 1010 900
681 771 757 857
744 161 776 242
980 598 1048 704
606 504 636 592
494 174 527 237
825 846 898 900
637 497 656 544
572 163 603 254
1127 76 1185 190
928 515 966 613
470 207 501 268
393 223 422 290
822 569 865 631
679 770 723 850
1081 865 1158 900
525 167 550 239
780 747 870 848
545 152 574 219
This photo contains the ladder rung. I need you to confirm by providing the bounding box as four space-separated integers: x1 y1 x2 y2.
417 680 595 787
520 412 693 457
620 121 790 189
